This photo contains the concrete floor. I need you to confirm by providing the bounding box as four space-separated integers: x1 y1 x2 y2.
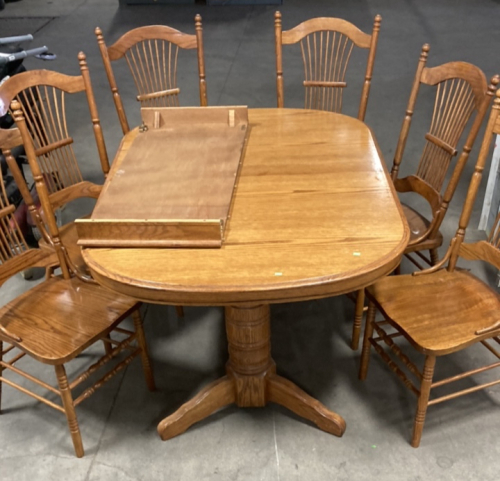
1 0 500 479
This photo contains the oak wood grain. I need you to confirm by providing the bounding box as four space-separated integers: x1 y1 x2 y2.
83 108 409 306
158 304 345 440
351 49 499 350
77 106 248 248
366 269 500 355
0 60 156 457
359 89 500 448
84 108 407 441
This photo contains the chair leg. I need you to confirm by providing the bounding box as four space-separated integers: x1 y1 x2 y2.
429 248 439 266
132 309 156 392
359 301 376 380
55 364 84 458
175 306 185 318
411 354 436 448
351 289 365 350
102 334 113 356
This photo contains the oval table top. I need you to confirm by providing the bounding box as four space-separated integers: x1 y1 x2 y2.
83 108 409 306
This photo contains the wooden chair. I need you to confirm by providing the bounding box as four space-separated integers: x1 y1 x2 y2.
0 53 111 278
0 143 155 456
96 15 207 135
2 54 184 317
359 88 500 447
274 11 381 120
351 45 499 350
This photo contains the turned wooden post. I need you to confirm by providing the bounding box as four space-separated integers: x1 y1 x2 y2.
132 309 156 391
275 11 284 108
411 355 436 448
195 14 208 107
55 364 84 457
95 26 130 135
225 305 275 407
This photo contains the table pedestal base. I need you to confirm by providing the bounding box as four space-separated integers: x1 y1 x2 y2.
157 304 346 440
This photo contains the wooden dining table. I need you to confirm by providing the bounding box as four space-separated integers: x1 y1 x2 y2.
81 108 409 441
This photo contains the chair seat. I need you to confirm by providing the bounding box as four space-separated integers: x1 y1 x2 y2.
401 203 444 253
366 269 500 355
0 275 138 364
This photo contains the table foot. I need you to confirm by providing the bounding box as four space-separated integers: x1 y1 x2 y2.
157 375 235 441
157 304 345 440
267 373 346 436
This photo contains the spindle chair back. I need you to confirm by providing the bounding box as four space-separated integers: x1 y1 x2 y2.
274 11 381 120
96 15 207 135
391 44 497 267
0 52 110 276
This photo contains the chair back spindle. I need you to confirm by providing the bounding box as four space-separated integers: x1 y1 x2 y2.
0 128 60 285
0 164 30 279
16 85 82 193
11 99 71 279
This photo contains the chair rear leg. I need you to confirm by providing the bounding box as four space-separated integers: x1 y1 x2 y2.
102 334 113 355
411 354 436 448
429 248 439 266
175 306 184 318
359 301 376 380
351 289 365 350
55 364 84 458
132 309 156 391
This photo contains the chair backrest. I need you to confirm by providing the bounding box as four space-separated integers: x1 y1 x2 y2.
0 128 63 286
391 44 498 239
6 53 108 277
447 89 500 272
96 15 207 135
0 53 109 198
274 11 381 120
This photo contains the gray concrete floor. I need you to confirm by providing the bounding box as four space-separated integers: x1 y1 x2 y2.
1 0 500 479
